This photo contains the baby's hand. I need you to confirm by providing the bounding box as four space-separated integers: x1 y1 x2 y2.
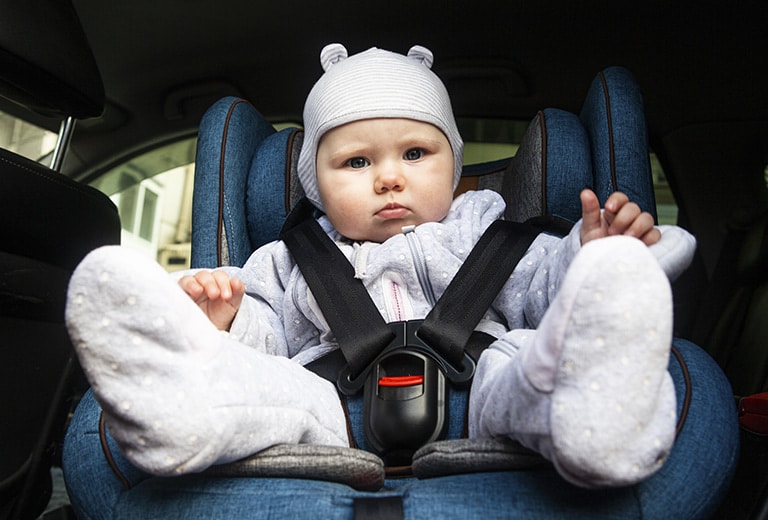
579 189 660 246
178 270 245 331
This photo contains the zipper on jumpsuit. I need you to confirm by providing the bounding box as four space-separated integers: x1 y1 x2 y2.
349 227 438 322
399 225 438 308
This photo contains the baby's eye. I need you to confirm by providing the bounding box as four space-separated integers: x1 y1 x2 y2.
346 157 369 169
404 148 424 161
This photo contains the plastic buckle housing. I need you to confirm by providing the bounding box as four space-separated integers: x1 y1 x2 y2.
337 319 476 396
363 348 446 464
335 320 476 465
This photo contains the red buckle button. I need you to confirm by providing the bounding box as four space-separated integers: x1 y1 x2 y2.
378 375 424 387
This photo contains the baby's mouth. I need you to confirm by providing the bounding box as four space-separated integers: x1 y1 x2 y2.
376 202 408 220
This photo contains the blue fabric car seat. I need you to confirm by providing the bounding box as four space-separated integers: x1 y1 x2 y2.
183 66 734 516
62 67 738 519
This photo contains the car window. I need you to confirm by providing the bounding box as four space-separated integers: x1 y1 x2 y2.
0 110 57 163
89 137 197 272
651 154 677 225
460 118 524 163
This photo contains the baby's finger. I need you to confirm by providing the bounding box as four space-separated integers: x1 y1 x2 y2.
603 191 630 215
178 275 204 298
608 201 642 235
638 226 662 246
623 211 658 243
230 276 246 297
192 270 222 300
580 189 602 228
579 189 608 244
211 270 234 300
229 277 246 309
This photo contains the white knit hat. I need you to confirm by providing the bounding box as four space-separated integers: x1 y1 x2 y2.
297 43 464 211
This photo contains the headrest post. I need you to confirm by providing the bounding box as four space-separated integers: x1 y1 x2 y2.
50 116 76 172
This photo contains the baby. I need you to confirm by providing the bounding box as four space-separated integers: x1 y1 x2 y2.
65 43 695 490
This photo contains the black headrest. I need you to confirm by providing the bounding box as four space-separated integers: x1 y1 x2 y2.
0 0 104 119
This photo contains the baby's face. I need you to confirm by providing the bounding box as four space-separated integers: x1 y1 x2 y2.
316 118 455 242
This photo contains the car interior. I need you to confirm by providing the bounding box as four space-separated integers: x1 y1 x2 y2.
1 1 766 518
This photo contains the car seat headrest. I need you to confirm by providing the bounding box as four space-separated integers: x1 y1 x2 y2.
242 128 306 252
0 0 104 118
502 109 592 224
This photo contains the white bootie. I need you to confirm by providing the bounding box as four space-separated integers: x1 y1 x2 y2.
66 246 348 476
472 236 676 488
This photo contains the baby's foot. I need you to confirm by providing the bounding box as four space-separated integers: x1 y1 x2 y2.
66 245 224 382
521 236 676 487
66 246 229 468
66 246 348 475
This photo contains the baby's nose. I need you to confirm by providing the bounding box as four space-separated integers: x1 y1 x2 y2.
375 166 405 193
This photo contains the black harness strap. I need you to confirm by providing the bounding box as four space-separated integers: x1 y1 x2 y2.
281 215 394 378
281 198 550 386
418 220 541 368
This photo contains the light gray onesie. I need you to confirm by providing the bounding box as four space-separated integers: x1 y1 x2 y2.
66 189 695 486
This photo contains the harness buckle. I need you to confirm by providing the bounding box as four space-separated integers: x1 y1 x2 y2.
336 320 476 465
337 320 475 395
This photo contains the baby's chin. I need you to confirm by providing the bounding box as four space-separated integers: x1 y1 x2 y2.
344 223 427 244
342 230 400 244
335 206 452 243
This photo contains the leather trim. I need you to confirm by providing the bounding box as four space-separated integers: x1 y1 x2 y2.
671 344 692 438
98 412 132 490
216 98 254 266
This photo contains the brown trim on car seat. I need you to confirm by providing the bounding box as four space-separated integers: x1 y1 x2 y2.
98 411 132 490
670 344 692 438
217 98 254 266
597 71 619 192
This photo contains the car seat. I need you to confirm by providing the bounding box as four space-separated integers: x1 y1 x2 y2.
154 66 735 519
0 1 121 518
59 65 737 519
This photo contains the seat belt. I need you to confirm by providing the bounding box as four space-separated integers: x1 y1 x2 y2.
417 219 540 368
281 214 394 379
280 198 551 389
280 198 569 461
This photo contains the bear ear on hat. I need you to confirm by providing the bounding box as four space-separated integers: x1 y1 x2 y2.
320 43 348 71
407 45 434 69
